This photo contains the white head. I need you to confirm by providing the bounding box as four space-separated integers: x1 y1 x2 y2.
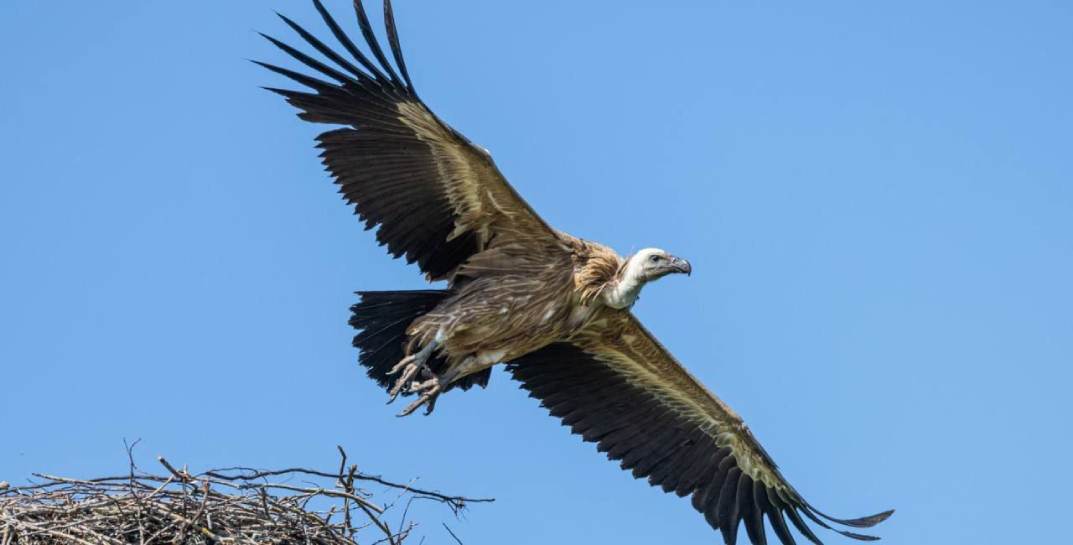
604 248 692 309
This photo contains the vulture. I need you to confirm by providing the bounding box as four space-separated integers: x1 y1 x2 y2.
258 1 893 544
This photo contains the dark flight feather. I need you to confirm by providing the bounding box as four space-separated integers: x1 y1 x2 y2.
382 0 416 94
274 12 368 82
312 0 389 82
744 480 769 545
352 0 402 85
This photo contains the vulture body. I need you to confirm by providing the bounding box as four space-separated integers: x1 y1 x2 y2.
259 2 893 544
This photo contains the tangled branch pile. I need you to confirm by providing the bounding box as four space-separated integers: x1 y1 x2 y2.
0 448 491 545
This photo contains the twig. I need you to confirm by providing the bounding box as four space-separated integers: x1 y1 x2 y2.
443 522 465 545
156 457 192 483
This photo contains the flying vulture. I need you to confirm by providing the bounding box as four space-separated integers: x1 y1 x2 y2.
258 1 893 543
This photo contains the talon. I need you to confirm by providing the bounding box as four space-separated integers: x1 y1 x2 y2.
386 363 420 402
397 379 442 417
424 393 440 415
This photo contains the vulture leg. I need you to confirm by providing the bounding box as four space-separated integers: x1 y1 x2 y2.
396 353 491 416
387 339 439 402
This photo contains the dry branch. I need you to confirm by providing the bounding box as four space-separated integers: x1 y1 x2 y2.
0 448 491 545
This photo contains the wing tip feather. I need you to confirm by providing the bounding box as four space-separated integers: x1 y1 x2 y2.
809 505 894 529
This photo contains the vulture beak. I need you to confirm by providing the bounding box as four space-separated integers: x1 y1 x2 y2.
670 256 692 276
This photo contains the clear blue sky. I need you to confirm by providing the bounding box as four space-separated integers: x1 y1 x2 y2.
2 1 1071 543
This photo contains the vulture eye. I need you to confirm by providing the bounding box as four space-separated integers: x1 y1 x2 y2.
649 255 661 263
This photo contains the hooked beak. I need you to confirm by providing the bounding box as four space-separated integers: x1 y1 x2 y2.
670 256 692 276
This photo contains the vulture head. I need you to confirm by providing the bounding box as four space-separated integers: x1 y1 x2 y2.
631 248 692 280
604 248 691 309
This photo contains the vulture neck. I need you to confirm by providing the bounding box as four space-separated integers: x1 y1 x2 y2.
603 261 647 309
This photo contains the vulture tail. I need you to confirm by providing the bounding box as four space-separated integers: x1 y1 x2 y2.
349 290 492 395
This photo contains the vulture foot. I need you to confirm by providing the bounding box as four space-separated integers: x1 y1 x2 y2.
397 378 442 417
386 340 438 403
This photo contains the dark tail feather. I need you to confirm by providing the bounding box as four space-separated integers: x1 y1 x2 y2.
349 290 491 395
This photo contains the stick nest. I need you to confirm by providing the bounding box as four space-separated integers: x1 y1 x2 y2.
0 448 491 545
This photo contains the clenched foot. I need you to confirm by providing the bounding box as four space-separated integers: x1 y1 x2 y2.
398 377 443 417
386 341 437 403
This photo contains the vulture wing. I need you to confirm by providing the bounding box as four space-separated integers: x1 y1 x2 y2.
258 0 558 280
507 313 893 545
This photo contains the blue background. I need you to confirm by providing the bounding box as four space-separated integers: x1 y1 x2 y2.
2 1 1071 543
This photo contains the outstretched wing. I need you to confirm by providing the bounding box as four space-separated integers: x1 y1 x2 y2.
258 0 559 280
507 312 892 545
